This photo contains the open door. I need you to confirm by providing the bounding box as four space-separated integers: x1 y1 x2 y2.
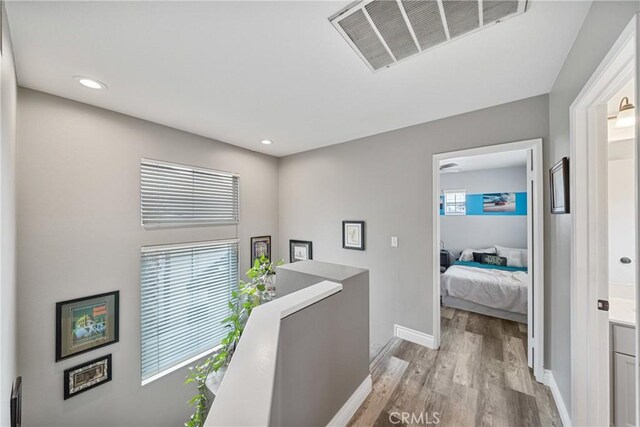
527 146 545 381
526 149 534 368
635 13 640 427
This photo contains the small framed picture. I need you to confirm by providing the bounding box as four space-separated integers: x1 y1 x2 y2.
289 240 313 263
251 236 271 265
56 291 119 361
343 220 365 250
550 157 570 214
10 377 21 427
64 354 112 400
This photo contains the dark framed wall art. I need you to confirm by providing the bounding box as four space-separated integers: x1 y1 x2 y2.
63 354 112 399
56 291 119 361
550 157 570 214
342 220 365 250
289 240 313 263
250 235 271 265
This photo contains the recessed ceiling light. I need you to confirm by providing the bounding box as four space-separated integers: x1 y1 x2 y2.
74 76 107 90
261 140 273 145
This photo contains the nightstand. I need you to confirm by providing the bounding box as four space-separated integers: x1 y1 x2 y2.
440 250 452 272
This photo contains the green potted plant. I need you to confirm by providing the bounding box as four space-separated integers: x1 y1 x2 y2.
184 256 282 427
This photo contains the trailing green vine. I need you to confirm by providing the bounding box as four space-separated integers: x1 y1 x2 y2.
184 256 282 427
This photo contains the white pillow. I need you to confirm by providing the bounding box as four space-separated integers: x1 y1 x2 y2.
459 247 496 262
495 245 528 268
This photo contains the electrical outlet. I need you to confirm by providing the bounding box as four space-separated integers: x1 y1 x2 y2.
391 236 398 247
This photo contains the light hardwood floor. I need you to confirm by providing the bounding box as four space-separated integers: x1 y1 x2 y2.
349 308 562 427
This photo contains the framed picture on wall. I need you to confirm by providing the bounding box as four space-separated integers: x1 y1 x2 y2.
289 240 313 263
250 236 271 265
342 220 365 250
10 377 21 427
550 157 570 214
482 193 516 213
56 291 119 361
63 354 112 400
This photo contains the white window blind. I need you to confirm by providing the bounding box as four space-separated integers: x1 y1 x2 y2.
141 159 239 227
140 239 238 384
443 189 466 215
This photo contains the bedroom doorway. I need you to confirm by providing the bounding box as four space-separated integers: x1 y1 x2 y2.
431 138 545 382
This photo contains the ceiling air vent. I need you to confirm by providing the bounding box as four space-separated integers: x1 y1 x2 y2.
331 0 527 72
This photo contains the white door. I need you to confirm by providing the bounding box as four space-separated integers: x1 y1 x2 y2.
526 149 534 367
526 145 544 381
634 13 640 427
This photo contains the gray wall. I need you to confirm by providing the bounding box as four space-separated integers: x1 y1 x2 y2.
440 166 528 255
272 261 369 426
547 0 640 412
0 6 18 427
16 89 279 427
278 94 548 353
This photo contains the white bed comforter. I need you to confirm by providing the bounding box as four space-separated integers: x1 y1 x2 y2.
440 265 528 314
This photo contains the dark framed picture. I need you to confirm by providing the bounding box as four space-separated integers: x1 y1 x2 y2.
290 240 313 263
550 157 570 214
64 354 112 400
10 376 21 427
251 236 271 265
343 220 365 250
56 291 119 361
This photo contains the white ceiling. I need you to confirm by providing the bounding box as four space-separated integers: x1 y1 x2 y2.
6 1 591 157
442 149 528 172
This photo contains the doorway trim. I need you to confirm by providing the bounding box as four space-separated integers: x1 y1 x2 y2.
569 16 636 427
431 138 545 382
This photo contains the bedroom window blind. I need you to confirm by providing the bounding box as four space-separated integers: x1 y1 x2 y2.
443 189 466 215
141 159 239 227
140 239 238 384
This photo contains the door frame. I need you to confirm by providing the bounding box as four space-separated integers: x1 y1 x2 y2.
431 138 545 382
569 15 636 427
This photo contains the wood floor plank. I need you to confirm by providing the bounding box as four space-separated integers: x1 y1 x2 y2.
503 336 535 396
506 389 543 427
450 309 469 330
384 345 437 416
441 306 455 319
350 356 409 427
427 350 457 397
481 336 503 362
475 358 508 427
453 331 483 388
501 319 521 338
371 338 403 382
372 411 407 427
444 383 479 426
533 379 563 427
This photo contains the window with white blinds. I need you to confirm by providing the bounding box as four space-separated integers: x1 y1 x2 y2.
140 239 239 384
141 159 239 227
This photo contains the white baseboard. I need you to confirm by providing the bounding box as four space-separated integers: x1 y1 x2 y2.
327 374 372 427
544 369 571 427
394 324 436 349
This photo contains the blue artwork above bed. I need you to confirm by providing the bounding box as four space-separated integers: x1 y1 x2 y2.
440 192 527 216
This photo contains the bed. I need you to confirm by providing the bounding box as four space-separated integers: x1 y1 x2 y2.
440 261 528 324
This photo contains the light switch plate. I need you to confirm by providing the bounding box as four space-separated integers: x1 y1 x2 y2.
391 236 398 247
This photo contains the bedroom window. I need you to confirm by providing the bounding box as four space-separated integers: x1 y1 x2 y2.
140 239 238 384
443 189 466 215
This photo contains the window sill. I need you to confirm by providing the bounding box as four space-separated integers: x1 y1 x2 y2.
141 344 223 386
